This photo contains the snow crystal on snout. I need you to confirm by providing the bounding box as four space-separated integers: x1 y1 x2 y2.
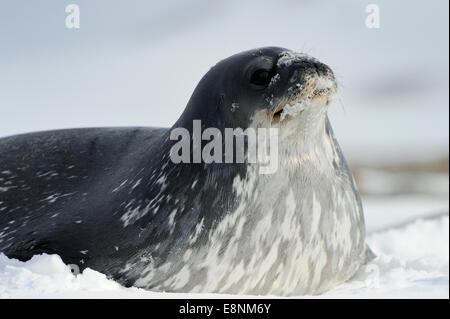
268 73 281 88
277 51 315 67
315 77 335 91
280 100 308 121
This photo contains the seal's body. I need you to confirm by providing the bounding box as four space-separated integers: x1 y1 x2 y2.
0 47 370 295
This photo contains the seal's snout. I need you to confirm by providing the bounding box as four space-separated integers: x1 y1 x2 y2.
270 52 337 123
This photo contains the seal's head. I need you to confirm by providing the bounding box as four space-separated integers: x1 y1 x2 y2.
176 47 337 135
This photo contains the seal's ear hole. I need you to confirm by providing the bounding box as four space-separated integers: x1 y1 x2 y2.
250 69 271 86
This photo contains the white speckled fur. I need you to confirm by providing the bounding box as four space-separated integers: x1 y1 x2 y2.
130 95 367 296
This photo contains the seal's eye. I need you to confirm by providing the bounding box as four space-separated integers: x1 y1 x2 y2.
250 69 271 86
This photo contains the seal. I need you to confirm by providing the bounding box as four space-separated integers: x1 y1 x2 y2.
0 47 371 296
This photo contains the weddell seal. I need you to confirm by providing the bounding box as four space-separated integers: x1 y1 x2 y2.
0 47 372 295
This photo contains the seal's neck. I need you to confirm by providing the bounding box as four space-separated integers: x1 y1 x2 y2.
248 99 334 175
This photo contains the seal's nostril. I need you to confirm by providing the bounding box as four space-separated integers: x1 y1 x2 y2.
312 62 332 77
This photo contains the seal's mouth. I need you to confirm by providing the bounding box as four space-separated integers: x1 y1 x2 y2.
271 78 336 123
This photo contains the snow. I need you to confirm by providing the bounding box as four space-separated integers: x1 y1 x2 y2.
277 51 312 67
280 100 307 121
326 215 449 298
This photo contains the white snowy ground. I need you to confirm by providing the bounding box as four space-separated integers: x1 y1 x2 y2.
1 201 448 299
